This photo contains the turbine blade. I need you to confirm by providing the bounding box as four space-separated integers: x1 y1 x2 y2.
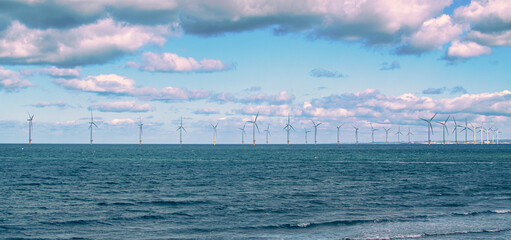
430 113 437 121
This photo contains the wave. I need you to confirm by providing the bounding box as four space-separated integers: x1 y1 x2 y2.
135 199 211 206
452 209 511 216
354 228 511 240
40 219 111 226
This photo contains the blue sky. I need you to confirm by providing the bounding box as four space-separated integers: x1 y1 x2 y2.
1 0 510 144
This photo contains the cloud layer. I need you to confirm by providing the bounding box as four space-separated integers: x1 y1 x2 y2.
88 101 152 112
0 66 34 91
133 52 233 73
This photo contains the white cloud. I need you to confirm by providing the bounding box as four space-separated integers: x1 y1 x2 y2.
466 30 511 46
106 118 136 125
136 52 233 73
44 66 80 78
241 91 295 104
54 74 210 101
0 18 173 66
398 14 465 54
194 108 220 115
0 66 34 91
454 0 511 33
447 40 492 58
88 101 152 112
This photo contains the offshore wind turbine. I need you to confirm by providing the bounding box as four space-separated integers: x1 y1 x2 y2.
239 123 247 144
311 120 321 145
370 123 378 144
452 117 459 145
460 119 472 144
27 112 34 145
283 115 295 145
395 126 403 144
485 127 490 144
177 117 186 145
247 112 260 145
470 123 477 144
420 113 437 145
496 129 500 144
304 128 310 144
264 124 270 144
88 111 98 145
383 127 391 144
211 122 218 145
490 128 495 144
407 127 413 144
478 123 484 144
353 126 359 145
336 123 345 145
137 116 143 145
437 115 450 145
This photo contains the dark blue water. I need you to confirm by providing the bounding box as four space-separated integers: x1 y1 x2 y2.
1 144 510 239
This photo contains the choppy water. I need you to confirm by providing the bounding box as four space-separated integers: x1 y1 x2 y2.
1 144 510 239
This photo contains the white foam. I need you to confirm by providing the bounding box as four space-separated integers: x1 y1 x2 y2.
492 209 511 214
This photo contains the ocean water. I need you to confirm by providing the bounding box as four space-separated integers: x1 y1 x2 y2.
1 144 510 240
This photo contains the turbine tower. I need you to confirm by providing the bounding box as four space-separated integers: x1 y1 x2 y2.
460 119 472 144
353 126 359 145
452 117 459 145
395 126 403 144
383 127 391 144
283 115 294 145
311 120 321 145
88 111 98 145
137 116 144 145
407 127 413 144
211 122 218 145
177 117 186 145
477 123 484 144
370 123 378 144
420 113 437 145
336 123 345 145
485 128 490 144
264 124 270 144
470 123 477 144
496 129 500 144
490 128 495 144
239 123 247 144
437 115 450 145
27 112 34 145
304 128 310 144
247 112 260 145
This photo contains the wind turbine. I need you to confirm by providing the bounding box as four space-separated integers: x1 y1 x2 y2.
437 115 450 145
336 123 345 145
420 113 437 145
395 126 403 144
460 119 472 144
477 123 484 144
370 123 378 144
27 112 34 145
406 127 413 144
283 115 294 145
177 117 186 145
311 120 321 145
137 116 144 145
239 123 247 144
88 111 98 145
470 123 477 144
304 128 311 144
353 126 359 145
264 124 270 144
247 112 260 145
485 127 490 144
383 127 391 144
211 122 218 145
452 116 459 145
496 129 500 144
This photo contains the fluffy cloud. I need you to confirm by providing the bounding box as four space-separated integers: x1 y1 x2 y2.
0 18 172 66
106 118 136 125
466 30 511 46
43 67 80 78
454 0 511 33
309 68 344 78
398 15 465 54
446 40 492 58
88 101 152 112
379 61 400 71
0 66 34 91
135 52 233 73
55 74 210 101
30 101 68 108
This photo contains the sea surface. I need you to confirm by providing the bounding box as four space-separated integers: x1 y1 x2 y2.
1 144 510 239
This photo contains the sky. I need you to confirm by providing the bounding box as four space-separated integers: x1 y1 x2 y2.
1 0 510 144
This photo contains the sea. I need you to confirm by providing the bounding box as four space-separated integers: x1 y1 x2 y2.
1 144 510 239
